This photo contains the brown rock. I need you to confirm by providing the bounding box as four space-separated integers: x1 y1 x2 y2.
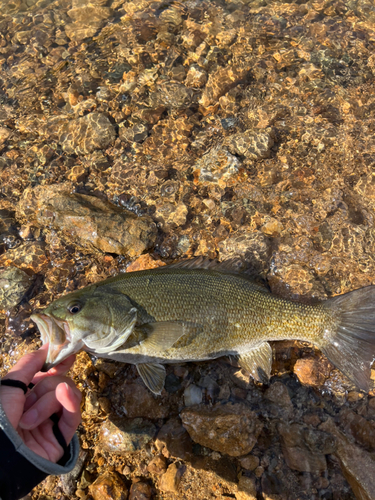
200 65 250 108
147 455 167 475
226 129 274 160
47 112 115 154
294 356 332 387
155 417 193 460
264 382 293 410
320 417 375 500
339 408 375 451
238 455 259 471
126 254 165 272
129 481 151 500
17 185 156 258
98 418 156 454
180 403 263 457
236 475 257 500
89 472 128 500
158 463 184 494
117 383 169 419
278 422 335 472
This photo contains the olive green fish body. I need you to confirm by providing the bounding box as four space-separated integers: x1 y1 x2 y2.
31 259 375 394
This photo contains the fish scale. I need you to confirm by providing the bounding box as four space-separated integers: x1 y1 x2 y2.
31 258 375 394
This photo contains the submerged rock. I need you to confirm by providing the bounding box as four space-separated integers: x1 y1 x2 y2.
47 112 115 154
180 403 263 457
17 185 157 257
98 418 156 454
0 267 32 311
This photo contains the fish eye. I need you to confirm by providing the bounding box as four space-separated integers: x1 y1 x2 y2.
68 302 82 314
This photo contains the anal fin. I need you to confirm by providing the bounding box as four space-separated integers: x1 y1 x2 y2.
137 362 166 395
238 342 272 384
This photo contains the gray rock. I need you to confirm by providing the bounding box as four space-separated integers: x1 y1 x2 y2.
99 418 156 454
0 267 32 310
225 129 274 160
184 384 202 407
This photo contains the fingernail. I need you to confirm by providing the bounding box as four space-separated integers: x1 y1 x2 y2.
19 408 38 429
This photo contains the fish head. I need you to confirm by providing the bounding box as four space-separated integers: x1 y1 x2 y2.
31 285 138 370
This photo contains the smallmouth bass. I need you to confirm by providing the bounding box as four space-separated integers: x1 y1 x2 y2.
31 258 375 394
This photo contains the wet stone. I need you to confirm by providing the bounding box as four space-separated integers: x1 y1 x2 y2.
180 403 263 457
98 418 156 454
294 356 332 387
225 129 274 160
89 471 128 500
0 267 32 311
154 202 188 232
17 185 157 257
194 146 240 184
47 112 116 154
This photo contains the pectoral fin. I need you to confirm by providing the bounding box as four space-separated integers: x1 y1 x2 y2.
137 362 166 395
238 342 272 384
140 321 187 351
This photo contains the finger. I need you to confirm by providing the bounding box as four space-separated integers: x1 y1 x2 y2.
55 382 82 445
3 344 48 387
31 355 76 386
24 376 77 412
19 390 62 430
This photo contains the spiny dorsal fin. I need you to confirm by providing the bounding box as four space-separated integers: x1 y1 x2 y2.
140 321 186 351
162 257 269 289
237 342 273 384
137 362 166 395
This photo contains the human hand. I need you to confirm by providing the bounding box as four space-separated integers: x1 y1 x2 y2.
0 344 81 463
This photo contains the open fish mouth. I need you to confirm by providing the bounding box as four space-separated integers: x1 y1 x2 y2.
31 313 72 370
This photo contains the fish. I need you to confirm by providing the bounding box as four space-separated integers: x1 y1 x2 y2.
31 258 375 395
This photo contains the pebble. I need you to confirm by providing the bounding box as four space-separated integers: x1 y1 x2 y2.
154 202 188 232
89 472 128 500
180 403 263 456
294 357 332 387
158 463 184 494
238 455 260 471
194 146 240 184
184 384 203 406
0 267 32 311
235 475 257 500
17 185 157 258
128 481 152 500
98 418 156 454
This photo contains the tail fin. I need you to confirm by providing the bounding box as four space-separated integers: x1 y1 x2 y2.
322 286 375 392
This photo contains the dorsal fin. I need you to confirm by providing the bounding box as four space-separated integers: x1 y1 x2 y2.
162 257 269 290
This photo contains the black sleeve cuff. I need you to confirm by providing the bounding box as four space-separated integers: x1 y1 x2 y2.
0 428 49 500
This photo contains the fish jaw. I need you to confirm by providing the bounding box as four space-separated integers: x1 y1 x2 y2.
31 313 83 371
